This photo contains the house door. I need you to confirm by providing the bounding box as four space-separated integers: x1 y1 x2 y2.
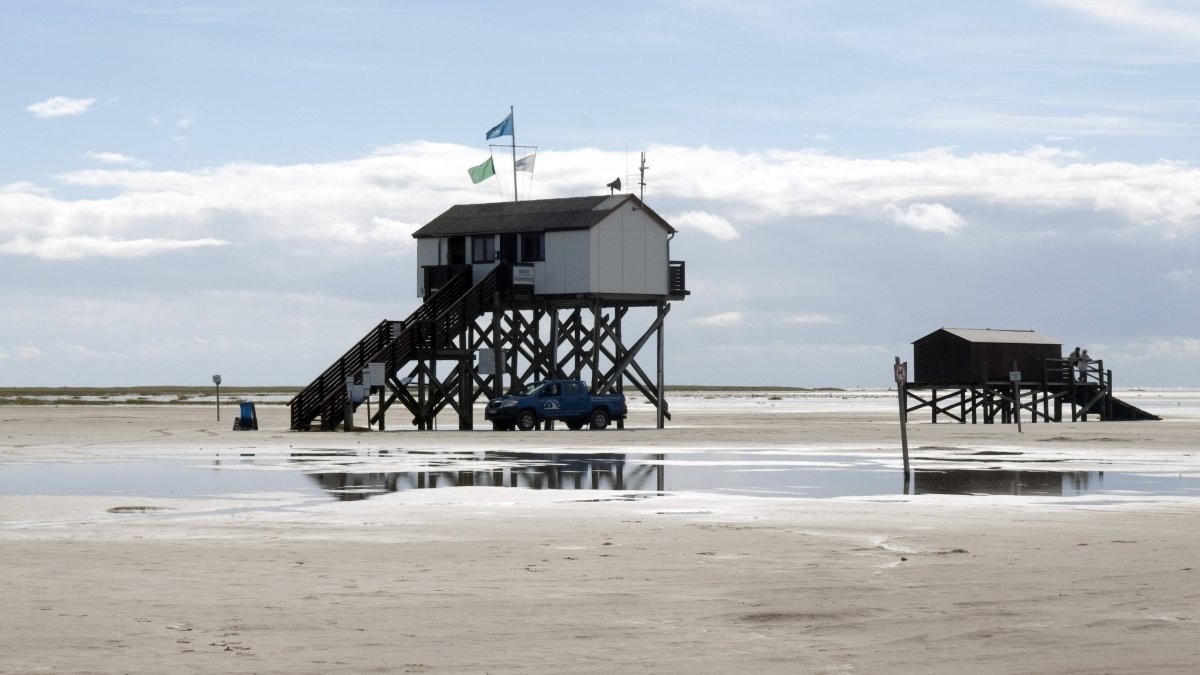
447 236 466 265
499 234 518 263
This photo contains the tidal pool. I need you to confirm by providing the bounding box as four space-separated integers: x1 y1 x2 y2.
2 448 1199 501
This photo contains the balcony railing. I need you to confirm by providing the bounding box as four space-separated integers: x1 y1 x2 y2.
669 260 687 296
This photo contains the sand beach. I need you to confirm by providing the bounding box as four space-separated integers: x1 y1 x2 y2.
2 392 1199 673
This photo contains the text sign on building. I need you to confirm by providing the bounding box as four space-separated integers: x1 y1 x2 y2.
477 348 506 375
512 263 535 287
1010 370 1022 382
363 362 386 388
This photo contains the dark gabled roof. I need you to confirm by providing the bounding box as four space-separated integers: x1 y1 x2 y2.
411 194 676 239
915 328 1060 346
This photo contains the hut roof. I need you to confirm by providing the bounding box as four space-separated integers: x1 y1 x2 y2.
919 328 1061 346
411 194 675 239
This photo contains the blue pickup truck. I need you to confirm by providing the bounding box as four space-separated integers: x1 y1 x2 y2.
485 379 627 431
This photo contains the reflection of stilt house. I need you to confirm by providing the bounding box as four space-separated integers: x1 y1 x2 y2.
904 328 1158 423
298 452 664 501
289 194 688 431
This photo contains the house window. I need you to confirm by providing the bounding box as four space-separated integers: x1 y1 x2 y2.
472 236 496 263
520 232 545 262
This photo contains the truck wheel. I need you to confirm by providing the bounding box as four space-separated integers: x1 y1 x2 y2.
517 410 537 431
566 419 584 431
589 409 610 430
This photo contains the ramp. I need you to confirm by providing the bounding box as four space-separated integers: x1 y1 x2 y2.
1065 385 1161 421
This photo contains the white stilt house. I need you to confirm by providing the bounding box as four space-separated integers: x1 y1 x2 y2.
413 194 683 302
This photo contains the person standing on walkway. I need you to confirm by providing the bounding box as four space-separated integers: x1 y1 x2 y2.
1078 349 1091 383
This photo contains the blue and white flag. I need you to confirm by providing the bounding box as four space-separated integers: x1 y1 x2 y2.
514 153 536 172
486 113 513 140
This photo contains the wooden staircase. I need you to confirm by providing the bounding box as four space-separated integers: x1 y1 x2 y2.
289 264 508 430
1064 383 1160 421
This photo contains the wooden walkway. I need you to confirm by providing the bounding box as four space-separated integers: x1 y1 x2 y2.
905 358 1159 424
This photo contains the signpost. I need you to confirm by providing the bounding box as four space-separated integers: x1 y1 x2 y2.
212 374 222 422
894 357 910 490
1010 364 1023 433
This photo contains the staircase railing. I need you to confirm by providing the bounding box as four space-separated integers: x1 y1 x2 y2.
370 264 508 418
291 264 509 430
288 319 396 430
289 265 475 430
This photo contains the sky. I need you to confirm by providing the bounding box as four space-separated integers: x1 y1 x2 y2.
3 0 1200 389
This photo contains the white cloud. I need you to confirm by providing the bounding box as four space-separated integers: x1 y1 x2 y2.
0 236 228 261
695 341 887 357
6 141 1200 267
14 345 44 359
1040 0 1200 41
785 313 841 324
176 117 192 129
1 181 50 196
1166 269 1199 291
918 110 1188 138
85 151 151 167
55 342 112 358
884 203 966 234
668 210 741 240
26 96 96 119
1113 336 1200 361
644 143 1200 235
1093 179 1200 228
694 311 743 326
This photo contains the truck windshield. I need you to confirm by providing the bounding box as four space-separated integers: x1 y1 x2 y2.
520 383 543 396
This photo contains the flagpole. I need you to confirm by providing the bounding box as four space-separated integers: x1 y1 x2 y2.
509 105 518 202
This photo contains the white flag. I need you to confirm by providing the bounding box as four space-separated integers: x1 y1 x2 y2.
515 153 536 172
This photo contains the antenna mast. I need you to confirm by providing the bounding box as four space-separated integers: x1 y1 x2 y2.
509 106 518 202
638 151 648 202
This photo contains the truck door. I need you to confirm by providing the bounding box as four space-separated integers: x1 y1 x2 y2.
560 381 587 419
540 382 562 420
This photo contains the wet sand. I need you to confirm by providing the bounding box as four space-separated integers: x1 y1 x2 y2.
3 398 1199 673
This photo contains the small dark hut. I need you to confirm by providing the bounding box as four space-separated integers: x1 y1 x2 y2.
906 327 1158 424
912 328 1063 385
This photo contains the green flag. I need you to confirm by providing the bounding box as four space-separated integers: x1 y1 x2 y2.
468 156 495 184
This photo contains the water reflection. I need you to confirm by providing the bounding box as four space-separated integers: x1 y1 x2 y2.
293 452 665 501
913 469 1102 496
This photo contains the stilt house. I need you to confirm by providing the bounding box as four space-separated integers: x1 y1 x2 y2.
906 327 1159 423
289 193 688 432
412 194 686 302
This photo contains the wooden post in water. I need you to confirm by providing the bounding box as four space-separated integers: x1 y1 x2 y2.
378 387 386 431
1010 361 1022 434
894 357 910 490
